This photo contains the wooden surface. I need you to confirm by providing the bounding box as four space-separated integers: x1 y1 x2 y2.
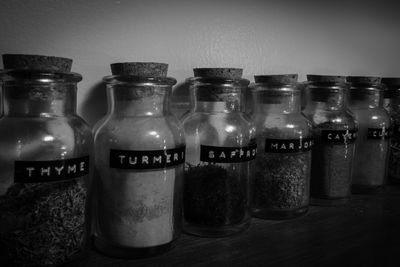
69 186 400 267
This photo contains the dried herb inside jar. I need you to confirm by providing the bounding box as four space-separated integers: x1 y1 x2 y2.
0 180 85 266
311 122 355 198
253 153 309 209
184 164 246 227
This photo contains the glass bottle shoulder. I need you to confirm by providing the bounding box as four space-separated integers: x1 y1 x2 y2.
350 107 390 127
0 114 93 161
95 113 185 150
182 111 256 147
303 109 357 130
254 112 312 139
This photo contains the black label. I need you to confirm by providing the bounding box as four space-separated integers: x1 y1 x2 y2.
14 156 89 183
200 144 257 163
264 138 314 153
321 130 357 144
110 146 185 169
368 127 390 139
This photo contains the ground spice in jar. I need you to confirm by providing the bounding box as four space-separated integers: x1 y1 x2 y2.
251 74 311 219
182 68 254 237
347 76 390 193
311 122 356 200
252 128 312 218
0 180 85 266
304 75 357 205
0 54 91 266
93 62 184 258
184 164 246 226
254 153 309 210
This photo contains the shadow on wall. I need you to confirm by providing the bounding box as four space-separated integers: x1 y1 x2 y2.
81 81 108 128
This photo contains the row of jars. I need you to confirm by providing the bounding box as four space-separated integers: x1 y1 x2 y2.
0 54 399 266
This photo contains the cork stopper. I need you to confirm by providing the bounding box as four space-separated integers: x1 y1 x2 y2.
346 76 381 84
382 77 400 87
193 68 243 79
2 54 73 72
111 62 168 77
307 75 345 83
254 74 298 84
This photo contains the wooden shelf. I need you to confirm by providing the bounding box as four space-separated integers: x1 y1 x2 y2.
68 186 400 266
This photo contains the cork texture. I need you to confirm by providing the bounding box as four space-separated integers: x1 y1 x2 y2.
111 62 168 77
193 68 243 79
346 76 381 84
2 54 72 72
254 74 298 84
307 75 345 83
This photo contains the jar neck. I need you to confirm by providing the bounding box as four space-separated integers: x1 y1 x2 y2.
384 92 400 112
3 82 77 116
109 83 171 116
306 84 347 111
349 86 383 109
253 86 301 114
191 85 246 113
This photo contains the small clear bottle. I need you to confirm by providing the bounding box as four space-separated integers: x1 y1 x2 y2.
182 68 256 237
0 54 92 266
92 62 184 258
347 76 390 193
251 74 312 219
303 75 357 206
382 77 400 184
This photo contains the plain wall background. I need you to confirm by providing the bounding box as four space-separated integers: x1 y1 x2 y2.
1 0 400 126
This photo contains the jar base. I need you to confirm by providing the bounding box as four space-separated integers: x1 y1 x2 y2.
352 185 385 194
252 207 308 220
311 196 350 206
92 236 174 259
183 220 250 237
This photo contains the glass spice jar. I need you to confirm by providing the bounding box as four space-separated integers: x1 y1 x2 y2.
382 77 400 184
182 68 256 237
0 54 92 266
92 62 184 258
251 74 312 219
347 76 390 193
303 75 357 206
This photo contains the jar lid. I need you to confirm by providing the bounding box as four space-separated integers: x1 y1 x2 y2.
193 68 243 79
346 76 381 84
306 75 345 83
2 54 73 72
110 62 168 77
254 74 298 84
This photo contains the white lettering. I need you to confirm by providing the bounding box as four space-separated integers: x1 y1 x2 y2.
68 165 77 174
142 156 149 164
129 157 137 164
119 155 125 164
80 161 85 172
55 166 64 175
41 167 51 176
208 151 215 159
26 167 35 177
153 156 162 164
